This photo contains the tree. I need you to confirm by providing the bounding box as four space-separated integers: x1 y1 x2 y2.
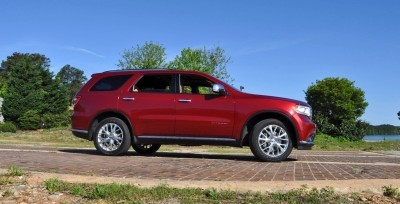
305 77 368 140
1 52 69 126
0 67 9 97
169 46 233 84
117 41 167 69
56 64 87 104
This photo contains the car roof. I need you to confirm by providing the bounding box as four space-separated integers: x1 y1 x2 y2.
92 69 206 77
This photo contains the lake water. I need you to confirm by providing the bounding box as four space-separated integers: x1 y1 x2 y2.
363 135 400 141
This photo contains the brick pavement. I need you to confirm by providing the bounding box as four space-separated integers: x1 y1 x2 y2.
0 147 399 181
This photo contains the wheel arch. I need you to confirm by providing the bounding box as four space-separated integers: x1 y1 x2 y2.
88 110 134 141
240 111 299 148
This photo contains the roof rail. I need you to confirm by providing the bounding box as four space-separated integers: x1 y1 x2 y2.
103 69 172 73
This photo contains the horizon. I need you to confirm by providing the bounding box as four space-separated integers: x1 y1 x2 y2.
1 0 399 126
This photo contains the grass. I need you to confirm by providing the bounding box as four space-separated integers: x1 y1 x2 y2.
0 177 13 185
314 134 400 151
44 179 356 203
382 185 399 198
0 126 92 148
7 165 26 176
2 188 13 197
0 127 399 152
0 165 27 186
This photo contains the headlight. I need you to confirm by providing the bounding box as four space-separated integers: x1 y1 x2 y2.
294 105 312 117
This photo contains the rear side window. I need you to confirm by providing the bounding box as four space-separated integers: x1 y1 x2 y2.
91 75 132 91
133 75 173 93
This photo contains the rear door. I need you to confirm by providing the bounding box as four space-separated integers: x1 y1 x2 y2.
119 74 176 136
174 74 235 138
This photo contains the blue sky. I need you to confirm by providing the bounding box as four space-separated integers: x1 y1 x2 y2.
1 0 399 125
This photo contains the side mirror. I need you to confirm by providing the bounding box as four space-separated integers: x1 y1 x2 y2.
212 84 227 95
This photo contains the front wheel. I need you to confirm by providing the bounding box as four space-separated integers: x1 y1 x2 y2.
250 119 293 162
132 143 161 155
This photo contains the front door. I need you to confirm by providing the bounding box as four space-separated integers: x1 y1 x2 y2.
174 74 235 138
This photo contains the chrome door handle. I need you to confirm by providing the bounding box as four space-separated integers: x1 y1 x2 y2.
122 97 135 101
178 99 191 103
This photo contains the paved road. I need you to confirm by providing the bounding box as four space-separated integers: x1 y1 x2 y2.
0 145 399 181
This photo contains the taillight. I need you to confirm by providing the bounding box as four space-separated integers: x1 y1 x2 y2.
73 96 81 106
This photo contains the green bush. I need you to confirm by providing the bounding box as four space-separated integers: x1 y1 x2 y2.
0 122 17 133
41 111 71 129
305 77 368 140
18 110 41 130
314 114 367 141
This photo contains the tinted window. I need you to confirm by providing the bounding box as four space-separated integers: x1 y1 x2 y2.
91 75 132 91
180 74 216 95
133 75 173 93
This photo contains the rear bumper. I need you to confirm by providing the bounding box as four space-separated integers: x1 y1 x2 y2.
71 129 91 141
297 133 315 150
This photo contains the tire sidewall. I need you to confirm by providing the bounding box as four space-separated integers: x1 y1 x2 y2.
250 119 293 162
93 117 131 156
132 143 161 155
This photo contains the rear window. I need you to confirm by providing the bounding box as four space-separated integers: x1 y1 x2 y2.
91 75 132 91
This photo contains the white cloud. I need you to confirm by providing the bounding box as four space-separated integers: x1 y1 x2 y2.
65 46 105 58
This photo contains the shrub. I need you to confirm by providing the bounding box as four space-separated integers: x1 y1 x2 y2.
314 114 367 141
18 110 41 130
41 111 71 129
0 122 17 133
305 77 368 140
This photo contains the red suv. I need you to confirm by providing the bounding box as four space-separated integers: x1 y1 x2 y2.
72 70 316 162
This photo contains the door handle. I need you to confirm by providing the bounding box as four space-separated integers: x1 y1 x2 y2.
122 97 135 101
178 99 191 103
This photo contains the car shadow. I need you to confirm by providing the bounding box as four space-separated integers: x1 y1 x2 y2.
59 149 297 162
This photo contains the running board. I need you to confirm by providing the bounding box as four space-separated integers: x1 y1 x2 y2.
135 136 242 147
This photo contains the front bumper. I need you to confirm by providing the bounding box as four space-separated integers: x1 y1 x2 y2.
71 129 91 141
297 133 315 150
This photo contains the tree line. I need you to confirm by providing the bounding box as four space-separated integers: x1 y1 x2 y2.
366 124 400 135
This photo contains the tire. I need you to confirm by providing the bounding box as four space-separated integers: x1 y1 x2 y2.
93 117 131 156
132 143 161 155
250 119 293 162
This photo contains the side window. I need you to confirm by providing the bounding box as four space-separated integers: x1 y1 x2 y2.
91 75 132 91
180 74 217 95
133 75 173 93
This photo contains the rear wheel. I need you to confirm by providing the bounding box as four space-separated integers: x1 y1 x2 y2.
132 143 161 155
93 117 131 156
250 119 293 162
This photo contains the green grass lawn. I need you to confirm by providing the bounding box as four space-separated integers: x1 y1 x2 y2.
313 134 400 151
0 127 399 152
0 127 92 148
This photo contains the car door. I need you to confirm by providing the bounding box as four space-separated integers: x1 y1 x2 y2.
174 74 235 138
119 74 176 136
